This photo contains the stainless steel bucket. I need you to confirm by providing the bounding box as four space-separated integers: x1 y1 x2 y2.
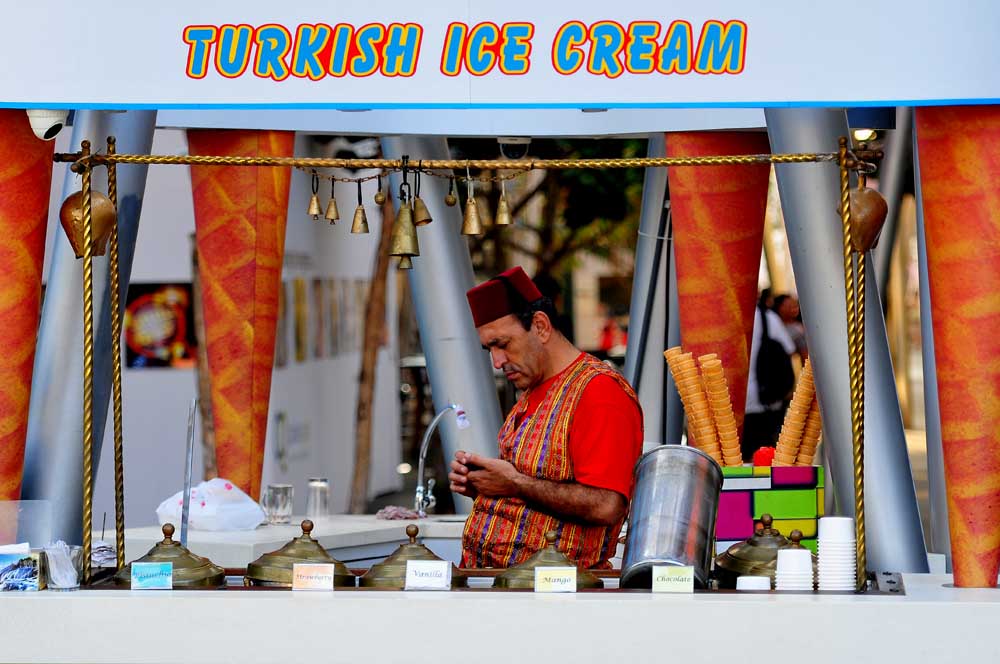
621 445 723 588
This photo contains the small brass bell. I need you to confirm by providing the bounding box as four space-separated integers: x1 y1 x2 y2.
351 206 369 234
848 175 888 252
374 174 386 205
462 198 484 236
59 189 118 259
444 177 457 206
308 173 322 220
324 181 339 224
495 180 513 226
351 180 369 234
398 256 413 270
412 197 433 226
389 188 419 267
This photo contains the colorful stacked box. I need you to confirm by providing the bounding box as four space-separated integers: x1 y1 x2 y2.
715 466 825 554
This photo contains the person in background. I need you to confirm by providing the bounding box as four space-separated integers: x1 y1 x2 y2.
450 267 643 569
743 294 797 460
773 294 808 362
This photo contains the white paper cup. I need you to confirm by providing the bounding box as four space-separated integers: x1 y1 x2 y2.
736 575 772 591
818 516 856 542
777 548 813 574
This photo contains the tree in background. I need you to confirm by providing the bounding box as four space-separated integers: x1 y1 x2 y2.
448 138 647 285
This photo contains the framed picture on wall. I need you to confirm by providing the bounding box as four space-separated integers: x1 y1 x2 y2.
124 283 196 369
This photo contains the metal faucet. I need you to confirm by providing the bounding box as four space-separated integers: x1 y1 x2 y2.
415 403 469 516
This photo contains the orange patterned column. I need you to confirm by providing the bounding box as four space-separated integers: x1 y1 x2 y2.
917 105 1000 587
188 130 294 499
0 110 53 501
665 132 771 432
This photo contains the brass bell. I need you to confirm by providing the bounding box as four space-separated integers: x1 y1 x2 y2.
461 198 484 235
849 175 888 252
351 205 369 234
308 173 322 220
374 173 386 206
351 180 369 234
389 193 419 264
412 196 433 226
324 181 339 223
444 177 457 206
494 196 512 225
59 189 118 259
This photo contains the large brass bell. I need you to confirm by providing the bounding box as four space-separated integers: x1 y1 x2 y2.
324 180 340 224
351 180 369 234
308 173 322 220
59 189 117 259
390 186 419 269
848 175 888 252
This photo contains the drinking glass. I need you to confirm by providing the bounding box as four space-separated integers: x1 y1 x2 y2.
261 484 294 524
305 478 330 519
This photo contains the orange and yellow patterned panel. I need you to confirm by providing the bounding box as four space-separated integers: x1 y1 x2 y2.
665 131 771 432
918 105 1000 587
0 110 53 500
187 129 293 500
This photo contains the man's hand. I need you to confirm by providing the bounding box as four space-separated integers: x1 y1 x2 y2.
464 453 522 499
448 450 479 499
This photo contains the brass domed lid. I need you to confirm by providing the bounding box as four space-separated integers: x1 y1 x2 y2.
114 523 225 588
359 524 467 589
493 531 603 590
715 514 789 579
245 520 355 587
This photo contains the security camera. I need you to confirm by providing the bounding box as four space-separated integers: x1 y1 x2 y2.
25 109 70 141
498 137 531 160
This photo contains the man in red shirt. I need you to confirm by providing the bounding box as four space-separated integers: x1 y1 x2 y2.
450 266 643 569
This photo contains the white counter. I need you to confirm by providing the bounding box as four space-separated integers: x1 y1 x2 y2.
105 515 468 568
2 575 998 663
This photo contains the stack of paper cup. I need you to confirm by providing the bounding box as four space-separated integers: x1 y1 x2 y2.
818 516 856 591
736 575 772 591
775 548 814 591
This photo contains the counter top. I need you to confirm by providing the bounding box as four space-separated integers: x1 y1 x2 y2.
106 515 468 568
1 575 998 663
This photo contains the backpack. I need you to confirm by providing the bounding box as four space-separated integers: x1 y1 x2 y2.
756 306 795 405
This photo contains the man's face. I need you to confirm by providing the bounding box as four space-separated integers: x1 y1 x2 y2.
478 314 547 390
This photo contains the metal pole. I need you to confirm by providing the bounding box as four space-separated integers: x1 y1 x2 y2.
874 108 913 295
381 136 502 514
765 108 928 573
913 133 951 571
625 134 670 448
22 110 157 544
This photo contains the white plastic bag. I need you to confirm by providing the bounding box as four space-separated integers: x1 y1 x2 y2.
156 478 265 531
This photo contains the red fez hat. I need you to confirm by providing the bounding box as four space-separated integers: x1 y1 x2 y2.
466 266 543 327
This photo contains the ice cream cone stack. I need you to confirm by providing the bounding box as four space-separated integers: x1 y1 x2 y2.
795 399 823 465
774 360 815 466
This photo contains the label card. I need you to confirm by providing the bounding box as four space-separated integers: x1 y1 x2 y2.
404 560 451 590
292 563 336 590
652 565 695 593
534 566 577 593
131 562 173 590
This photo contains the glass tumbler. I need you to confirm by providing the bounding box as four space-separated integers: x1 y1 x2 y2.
305 478 330 519
261 484 294 524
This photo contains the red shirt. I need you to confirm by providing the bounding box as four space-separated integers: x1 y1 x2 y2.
519 356 643 499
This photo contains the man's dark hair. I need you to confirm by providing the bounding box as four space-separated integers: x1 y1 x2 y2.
494 274 560 332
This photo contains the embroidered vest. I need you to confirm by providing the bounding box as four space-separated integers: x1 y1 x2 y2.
461 354 640 569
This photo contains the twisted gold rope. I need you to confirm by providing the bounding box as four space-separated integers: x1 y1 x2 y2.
82 152 838 171
80 141 95 586
107 136 126 573
838 137 866 592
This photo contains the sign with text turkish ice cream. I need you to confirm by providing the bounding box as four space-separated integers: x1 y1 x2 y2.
2 0 998 108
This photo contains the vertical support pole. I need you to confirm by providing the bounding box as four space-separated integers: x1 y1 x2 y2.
106 136 125 573
77 142 94 585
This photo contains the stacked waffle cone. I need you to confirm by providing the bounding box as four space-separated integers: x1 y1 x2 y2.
664 347 742 467
773 360 822 466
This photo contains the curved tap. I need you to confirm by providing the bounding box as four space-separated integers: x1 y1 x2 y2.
415 403 469 516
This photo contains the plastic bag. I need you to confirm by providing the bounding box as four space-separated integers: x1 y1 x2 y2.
156 478 265 531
